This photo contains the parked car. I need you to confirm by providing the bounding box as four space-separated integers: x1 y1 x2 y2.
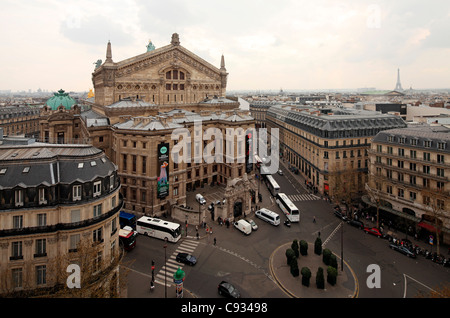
364 227 382 238
347 219 364 229
218 281 240 298
245 219 258 231
334 210 348 221
389 243 417 258
176 252 197 266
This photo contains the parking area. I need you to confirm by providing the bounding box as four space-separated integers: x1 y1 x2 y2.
185 184 227 211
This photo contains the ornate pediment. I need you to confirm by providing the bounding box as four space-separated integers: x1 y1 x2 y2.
115 46 221 82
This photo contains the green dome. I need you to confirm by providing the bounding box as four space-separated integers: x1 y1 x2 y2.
46 89 76 110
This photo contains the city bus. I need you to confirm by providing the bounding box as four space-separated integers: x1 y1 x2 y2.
119 227 137 251
136 216 182 243
119 211 137 230
276 193 300 222
266 175 280 196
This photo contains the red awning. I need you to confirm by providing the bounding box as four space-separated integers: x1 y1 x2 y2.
418 221 441 233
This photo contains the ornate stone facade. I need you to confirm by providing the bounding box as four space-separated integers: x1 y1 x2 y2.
92 33 229 109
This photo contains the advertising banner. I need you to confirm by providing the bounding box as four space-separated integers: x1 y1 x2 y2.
157 142 170 199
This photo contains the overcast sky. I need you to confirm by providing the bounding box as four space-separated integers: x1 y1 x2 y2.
0 0 449 92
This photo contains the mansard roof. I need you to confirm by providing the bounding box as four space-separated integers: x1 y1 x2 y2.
267 104 407 138
372 124 450 153
0 144 115 189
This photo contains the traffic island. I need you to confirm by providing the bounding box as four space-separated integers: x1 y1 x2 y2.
270 242 358 298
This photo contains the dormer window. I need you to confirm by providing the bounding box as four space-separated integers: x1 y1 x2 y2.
93 181 102 197
38 188 47 205
73 185 82 201
15 189 24 207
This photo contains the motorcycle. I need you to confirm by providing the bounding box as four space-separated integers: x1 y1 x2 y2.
284 219 291 227
443 258 450 267
414 246 422 255
432 253 445 265
425 250 432 259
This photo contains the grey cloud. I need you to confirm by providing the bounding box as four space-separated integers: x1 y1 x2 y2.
60 14 134 46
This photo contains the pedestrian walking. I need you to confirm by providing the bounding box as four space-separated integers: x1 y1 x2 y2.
313 216 316 223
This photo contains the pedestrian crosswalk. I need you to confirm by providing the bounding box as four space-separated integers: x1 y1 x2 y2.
154 240 199 287
287 193 320 202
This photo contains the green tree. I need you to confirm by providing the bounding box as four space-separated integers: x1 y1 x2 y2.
285 248 295 266
330 254 338 270
322 248 332 265
291 239 299 258
316 267 325 289
290 258 299 277
327 266 338 286
300 240 308 256
301 267 311 287
314 237 322 255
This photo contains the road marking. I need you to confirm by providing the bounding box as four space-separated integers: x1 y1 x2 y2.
403 274 441 298
176 246 195 253
322 222 343 247
154 239 200 287
288 194 320 202
197 241 275 283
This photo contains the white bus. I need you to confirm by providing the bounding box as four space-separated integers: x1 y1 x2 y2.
276 193 300 222
136 216 181 243
266 175 280 196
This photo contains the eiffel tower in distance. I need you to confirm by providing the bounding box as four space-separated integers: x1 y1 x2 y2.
394 68 403 91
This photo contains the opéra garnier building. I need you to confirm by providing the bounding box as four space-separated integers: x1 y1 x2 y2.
40 33 256 220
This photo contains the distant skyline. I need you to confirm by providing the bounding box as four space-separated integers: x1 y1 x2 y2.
0 0 449 92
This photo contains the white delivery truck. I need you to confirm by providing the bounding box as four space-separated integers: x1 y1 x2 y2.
233 219 252 235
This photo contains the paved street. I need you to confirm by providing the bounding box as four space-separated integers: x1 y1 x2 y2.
122 161 450 299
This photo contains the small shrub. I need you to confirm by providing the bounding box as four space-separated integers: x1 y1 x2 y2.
285 248 295 265
290 258 299 277
301 267 311 287
291 239 299 258
327 266 338 286
316 267 325 289
300 240 308 256
330 254 338 270
314 237 322 255
322 248 332 265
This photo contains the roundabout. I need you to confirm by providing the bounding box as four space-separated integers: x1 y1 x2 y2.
270 242 359 298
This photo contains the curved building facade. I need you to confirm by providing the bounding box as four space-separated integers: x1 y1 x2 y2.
0 141 122 296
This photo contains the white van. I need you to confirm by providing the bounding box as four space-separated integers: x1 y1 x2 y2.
255 208 280 226
196 194 206 205
233 219 252 235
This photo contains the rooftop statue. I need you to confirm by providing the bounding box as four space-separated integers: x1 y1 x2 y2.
146 40 155 52
94 59 102 69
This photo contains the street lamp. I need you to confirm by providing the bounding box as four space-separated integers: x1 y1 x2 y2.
164 237 168 298
341 220 344 272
